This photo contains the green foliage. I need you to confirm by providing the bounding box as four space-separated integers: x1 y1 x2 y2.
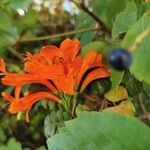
0 10 18 53
110 69 124 89
139 2 150 17
112 1 137 38
0 138 22 150
44 110 64 138
47 112 150 150
122 15 150 84
8 0 31 11
0 0 150 149
93 0 129 28
17 9 37 34
81 41 110 56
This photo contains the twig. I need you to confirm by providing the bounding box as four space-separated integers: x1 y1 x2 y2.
70 0 111 34
18 28 98 43
8 47 24 61
138 94 150 123
99 99 108 111
129 26 150 52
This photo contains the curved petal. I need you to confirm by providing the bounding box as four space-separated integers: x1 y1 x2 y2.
77 51 103 86
1 92 14 102
81 67 111 90
40 45 59 61
2 91 61 114
1 73 57 91
60 38 80 62
0 58 6 73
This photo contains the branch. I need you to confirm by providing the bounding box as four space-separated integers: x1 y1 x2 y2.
18 27 98 43
8 47 24 61
70 0 111 34
138 94 150 123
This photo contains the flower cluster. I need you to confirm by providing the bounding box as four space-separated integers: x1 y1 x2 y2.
0 38 110 122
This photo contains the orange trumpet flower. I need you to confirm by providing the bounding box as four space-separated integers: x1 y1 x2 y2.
0 38 110 122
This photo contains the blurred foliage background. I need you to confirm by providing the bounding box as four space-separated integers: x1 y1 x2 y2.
0 0 150 149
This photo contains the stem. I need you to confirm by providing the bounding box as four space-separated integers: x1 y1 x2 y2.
71 93 78 118
129 26 150 52
138 94 150 123
18 28 98 43
70 0 111 34
8 47 24 61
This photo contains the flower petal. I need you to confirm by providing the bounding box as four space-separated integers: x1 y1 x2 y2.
77 51 103 86
40 45 59 61
0 58 6 73
60 38 80 62
5 91 61 114
81 67 111 90
1 73 57 91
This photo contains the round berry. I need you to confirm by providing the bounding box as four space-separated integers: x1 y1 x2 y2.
108 48 132 71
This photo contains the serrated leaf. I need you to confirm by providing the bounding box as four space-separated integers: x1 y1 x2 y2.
47 112 150 150
104 100 135 116
93 0 128 28
122 15 150 84
112 1 137 38
104 86 128 102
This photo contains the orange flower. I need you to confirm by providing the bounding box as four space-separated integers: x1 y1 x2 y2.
0 38 110 122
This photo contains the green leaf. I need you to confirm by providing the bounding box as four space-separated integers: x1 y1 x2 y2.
8 0 31 11
106 0 128 28
110 69 124 89
17 9 37 34
112 1 137 38
44 110 64 138
0 11 12 34
0 138 22 150
80 32 95 46
47 112 150 150
94 0 128 28
122 15 150 84
0 10 18 54
139 2 150 17
44 115 56 138
81 41 110 56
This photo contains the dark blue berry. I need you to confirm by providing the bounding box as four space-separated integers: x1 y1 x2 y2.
108 48 132 71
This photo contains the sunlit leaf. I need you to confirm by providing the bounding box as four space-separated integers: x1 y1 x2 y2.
104 99 135 116
104 85 128 102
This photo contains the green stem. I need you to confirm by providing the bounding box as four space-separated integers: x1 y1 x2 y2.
71 93 78 118
18 28 98 43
